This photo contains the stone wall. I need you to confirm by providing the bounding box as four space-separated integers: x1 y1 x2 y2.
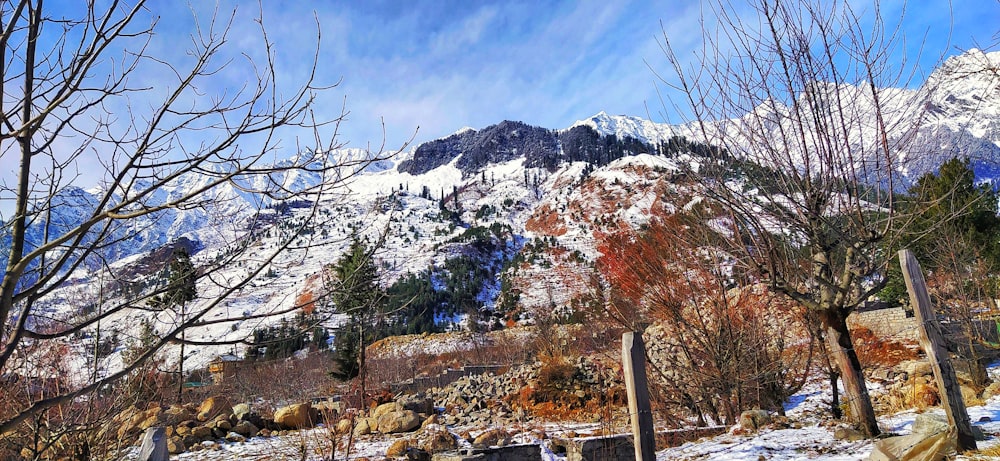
389 365 507 395
846 306 920 343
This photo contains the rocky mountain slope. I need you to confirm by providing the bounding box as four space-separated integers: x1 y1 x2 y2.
11 48 1000 377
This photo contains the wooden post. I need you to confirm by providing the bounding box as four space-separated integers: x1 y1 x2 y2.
623 331 656 460
899 249 977 451
138 427 168 461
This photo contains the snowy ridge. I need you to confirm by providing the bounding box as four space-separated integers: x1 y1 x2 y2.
570 110 684 145
20 47 1000 380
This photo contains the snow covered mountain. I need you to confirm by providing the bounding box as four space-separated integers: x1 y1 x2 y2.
12 48 1000 375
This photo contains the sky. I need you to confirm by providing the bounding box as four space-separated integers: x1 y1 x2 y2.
0 0 998 219
154 0 1000 153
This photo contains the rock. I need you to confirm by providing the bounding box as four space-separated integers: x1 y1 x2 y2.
900 360 933 378
373 402 402 419
353 418 372 436
216 420 232 432
197 396 233 422
833 427 866 441
191 425 213 441
138 414 161 431
979 416 992 423
138 427 168 461
233 420 259 438
378 410 421 434
984 382 1000 400
200 440 220 451
162 405 195 426
406 448 432 461
420 414 440 430
399 393 434 415
738 410 771 432
472 428 510 448
166 436 186 455
225 432 247 443
274 403 316 429
386 438 412 457
912 413 949 435
335 418 353 434
232 403 251 421
419 427 457 453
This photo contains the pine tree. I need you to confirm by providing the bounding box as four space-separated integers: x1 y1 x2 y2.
147 248 197 402
329 236 381 380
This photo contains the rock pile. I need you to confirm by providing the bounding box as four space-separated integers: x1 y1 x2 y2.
871 359 1000 413
115 397 321 454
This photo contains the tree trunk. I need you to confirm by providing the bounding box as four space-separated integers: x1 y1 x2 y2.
829 370 841 419
821 309 879 437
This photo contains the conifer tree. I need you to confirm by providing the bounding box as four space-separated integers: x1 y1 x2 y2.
329 236 381 380
147 248 197 402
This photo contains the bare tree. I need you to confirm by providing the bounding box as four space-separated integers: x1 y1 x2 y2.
0 0 395 452
656 0 941 436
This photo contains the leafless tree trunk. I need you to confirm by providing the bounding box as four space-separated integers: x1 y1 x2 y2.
655 0 947 436
0 0 397 449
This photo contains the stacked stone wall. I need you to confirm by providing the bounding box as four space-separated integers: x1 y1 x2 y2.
846 307 919 343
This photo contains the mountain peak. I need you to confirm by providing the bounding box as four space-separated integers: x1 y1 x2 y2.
570 112 678 146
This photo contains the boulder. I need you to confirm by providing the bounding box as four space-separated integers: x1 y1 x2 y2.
232 403 251 421
472 428 510 448
377 410 421 434
274 403 316 429
233 420 259 438
912 413 949 436
373 401 402 419
983 382 1000 400
419 427 457 453
900 360 933 378
738 410 771 432
225 432 247 443
162 405 195 426
420 414 440 430
386 438 412 457
190 425 213 441
138 414 161 431
215 419 232 432
833 427 866 441
961 384 981 405
197 396 233 422
166 436 186 455
399 393 434 415
353 418 372 436
335 418 353 434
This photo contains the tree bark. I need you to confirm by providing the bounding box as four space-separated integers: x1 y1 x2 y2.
821 309 879 437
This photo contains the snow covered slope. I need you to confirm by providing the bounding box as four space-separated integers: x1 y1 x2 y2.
14 48 1000 377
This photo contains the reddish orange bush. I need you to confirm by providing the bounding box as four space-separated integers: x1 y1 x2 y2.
850 327 918 368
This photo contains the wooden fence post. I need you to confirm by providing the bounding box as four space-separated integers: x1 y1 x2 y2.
623 331 656 460
899 249 977 451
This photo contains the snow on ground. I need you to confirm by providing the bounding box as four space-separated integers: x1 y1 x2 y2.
660 373 1000 461
131 362 1000 460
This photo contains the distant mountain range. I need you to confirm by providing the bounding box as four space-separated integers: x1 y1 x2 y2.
9 48 1000 372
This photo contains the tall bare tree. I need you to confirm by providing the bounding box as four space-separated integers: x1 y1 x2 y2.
0 0 393 452
657 0 942 436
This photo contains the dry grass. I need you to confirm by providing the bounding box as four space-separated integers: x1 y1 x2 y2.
966 444 1000 460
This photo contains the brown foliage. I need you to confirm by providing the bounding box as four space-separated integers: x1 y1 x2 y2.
596 216 813 425
850 327 918 368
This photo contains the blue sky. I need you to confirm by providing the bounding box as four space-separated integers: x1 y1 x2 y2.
156 0 1000 153
0 1 997 220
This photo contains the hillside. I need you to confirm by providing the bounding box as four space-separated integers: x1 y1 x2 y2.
7 48 996 380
